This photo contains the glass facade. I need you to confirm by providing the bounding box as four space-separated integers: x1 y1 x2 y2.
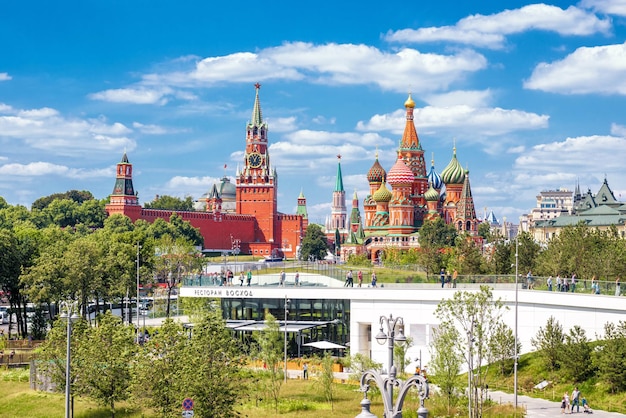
221 297 350 357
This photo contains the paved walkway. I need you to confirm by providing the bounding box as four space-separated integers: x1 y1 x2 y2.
490 390 626 417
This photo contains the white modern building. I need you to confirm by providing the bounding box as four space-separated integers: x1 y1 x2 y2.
180 273 626 373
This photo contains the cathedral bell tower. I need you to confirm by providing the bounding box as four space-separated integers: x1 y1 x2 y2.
235 83 277 245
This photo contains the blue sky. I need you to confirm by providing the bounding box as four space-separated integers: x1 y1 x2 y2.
2 1 626 225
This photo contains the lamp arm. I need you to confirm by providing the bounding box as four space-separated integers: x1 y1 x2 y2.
360 369 394 412
393 374 430 413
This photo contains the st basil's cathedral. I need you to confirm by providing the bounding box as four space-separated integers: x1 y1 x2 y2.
325 93 479 262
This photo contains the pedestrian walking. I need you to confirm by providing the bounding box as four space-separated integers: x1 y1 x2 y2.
294 271 300 286
344 270 354 287
280 270 286 287
571 387 581 413
303 363 308 380
547 276 553 291
616 276 621 296
571 273 577 293
440 268 445 288
452 269 458 288
371 271 377 287
246 269 252 287
357 270 363 287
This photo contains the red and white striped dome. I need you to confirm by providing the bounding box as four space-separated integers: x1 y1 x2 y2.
387 158 414 185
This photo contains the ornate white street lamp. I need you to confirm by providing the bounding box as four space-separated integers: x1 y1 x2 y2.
357 314 429 418
60 300 79 418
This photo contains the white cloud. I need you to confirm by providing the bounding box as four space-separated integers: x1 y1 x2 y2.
512 136 626 191
580 0 626 16
147 42 487 94
89 87 173 105
0 105 136 155
525 42 626 94
610 123 626 136
312 115 336 125
268 116 298 132
0 73 11 81
281 130 393 147
157 176 221 198
385 4 611 49
423 90 493 107
132 122 187 135
357 105 548 136
0 162 114 178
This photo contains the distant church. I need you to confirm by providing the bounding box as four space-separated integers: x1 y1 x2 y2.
105 84 308 258
326 94 480 261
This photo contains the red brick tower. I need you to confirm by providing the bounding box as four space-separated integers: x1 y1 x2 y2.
106 152 141 221
235 83 278 249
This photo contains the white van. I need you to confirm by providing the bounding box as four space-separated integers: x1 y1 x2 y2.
0 307 9 324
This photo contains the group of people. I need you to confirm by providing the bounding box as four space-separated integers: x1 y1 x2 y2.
561 387 592 414
545 274 622 296
344 270 377 287
545 273 578 292
439 268 459 288
279 270 300 287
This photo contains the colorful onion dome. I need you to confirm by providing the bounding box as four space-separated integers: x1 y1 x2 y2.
404 93 415 109
367 156 386 183
441 148 465 185
387 158 414 185
373 182 392 202
427 161 443 190
424 183 440 201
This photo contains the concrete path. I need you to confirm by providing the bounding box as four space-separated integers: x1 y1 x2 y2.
490 390 626 417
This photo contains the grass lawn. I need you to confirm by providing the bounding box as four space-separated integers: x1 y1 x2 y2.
0 368 522 418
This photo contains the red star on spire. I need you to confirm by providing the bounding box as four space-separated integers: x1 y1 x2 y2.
254 82 261 90
337 154 342 160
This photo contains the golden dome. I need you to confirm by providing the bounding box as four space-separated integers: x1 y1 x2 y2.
404 93 415 109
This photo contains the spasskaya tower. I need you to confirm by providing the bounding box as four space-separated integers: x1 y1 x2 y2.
236 83 278 248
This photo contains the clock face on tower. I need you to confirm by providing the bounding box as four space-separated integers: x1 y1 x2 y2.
248 152 262 168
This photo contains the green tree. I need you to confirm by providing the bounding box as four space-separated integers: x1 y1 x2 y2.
300 224 329 261
490 239 513 275
252 313 284 411
348 353 382 381
418 218 457 278
477 222 491 242
180 309 245 418
0 229 28 337
561 325 593 383
434 286 507 418
593 321 626 393
74 312 136 417
393 335 413 375
153 235 202 317
488 321 519 376
530 316 564 372
131 319 188 417
37 315 90 400
453 234 486 274
429 322 463 414
144 195 194 211
318 352 336 410
31 190 94 211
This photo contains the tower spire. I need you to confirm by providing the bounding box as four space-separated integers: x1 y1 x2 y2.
251 83 263 127
335 154 344 192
